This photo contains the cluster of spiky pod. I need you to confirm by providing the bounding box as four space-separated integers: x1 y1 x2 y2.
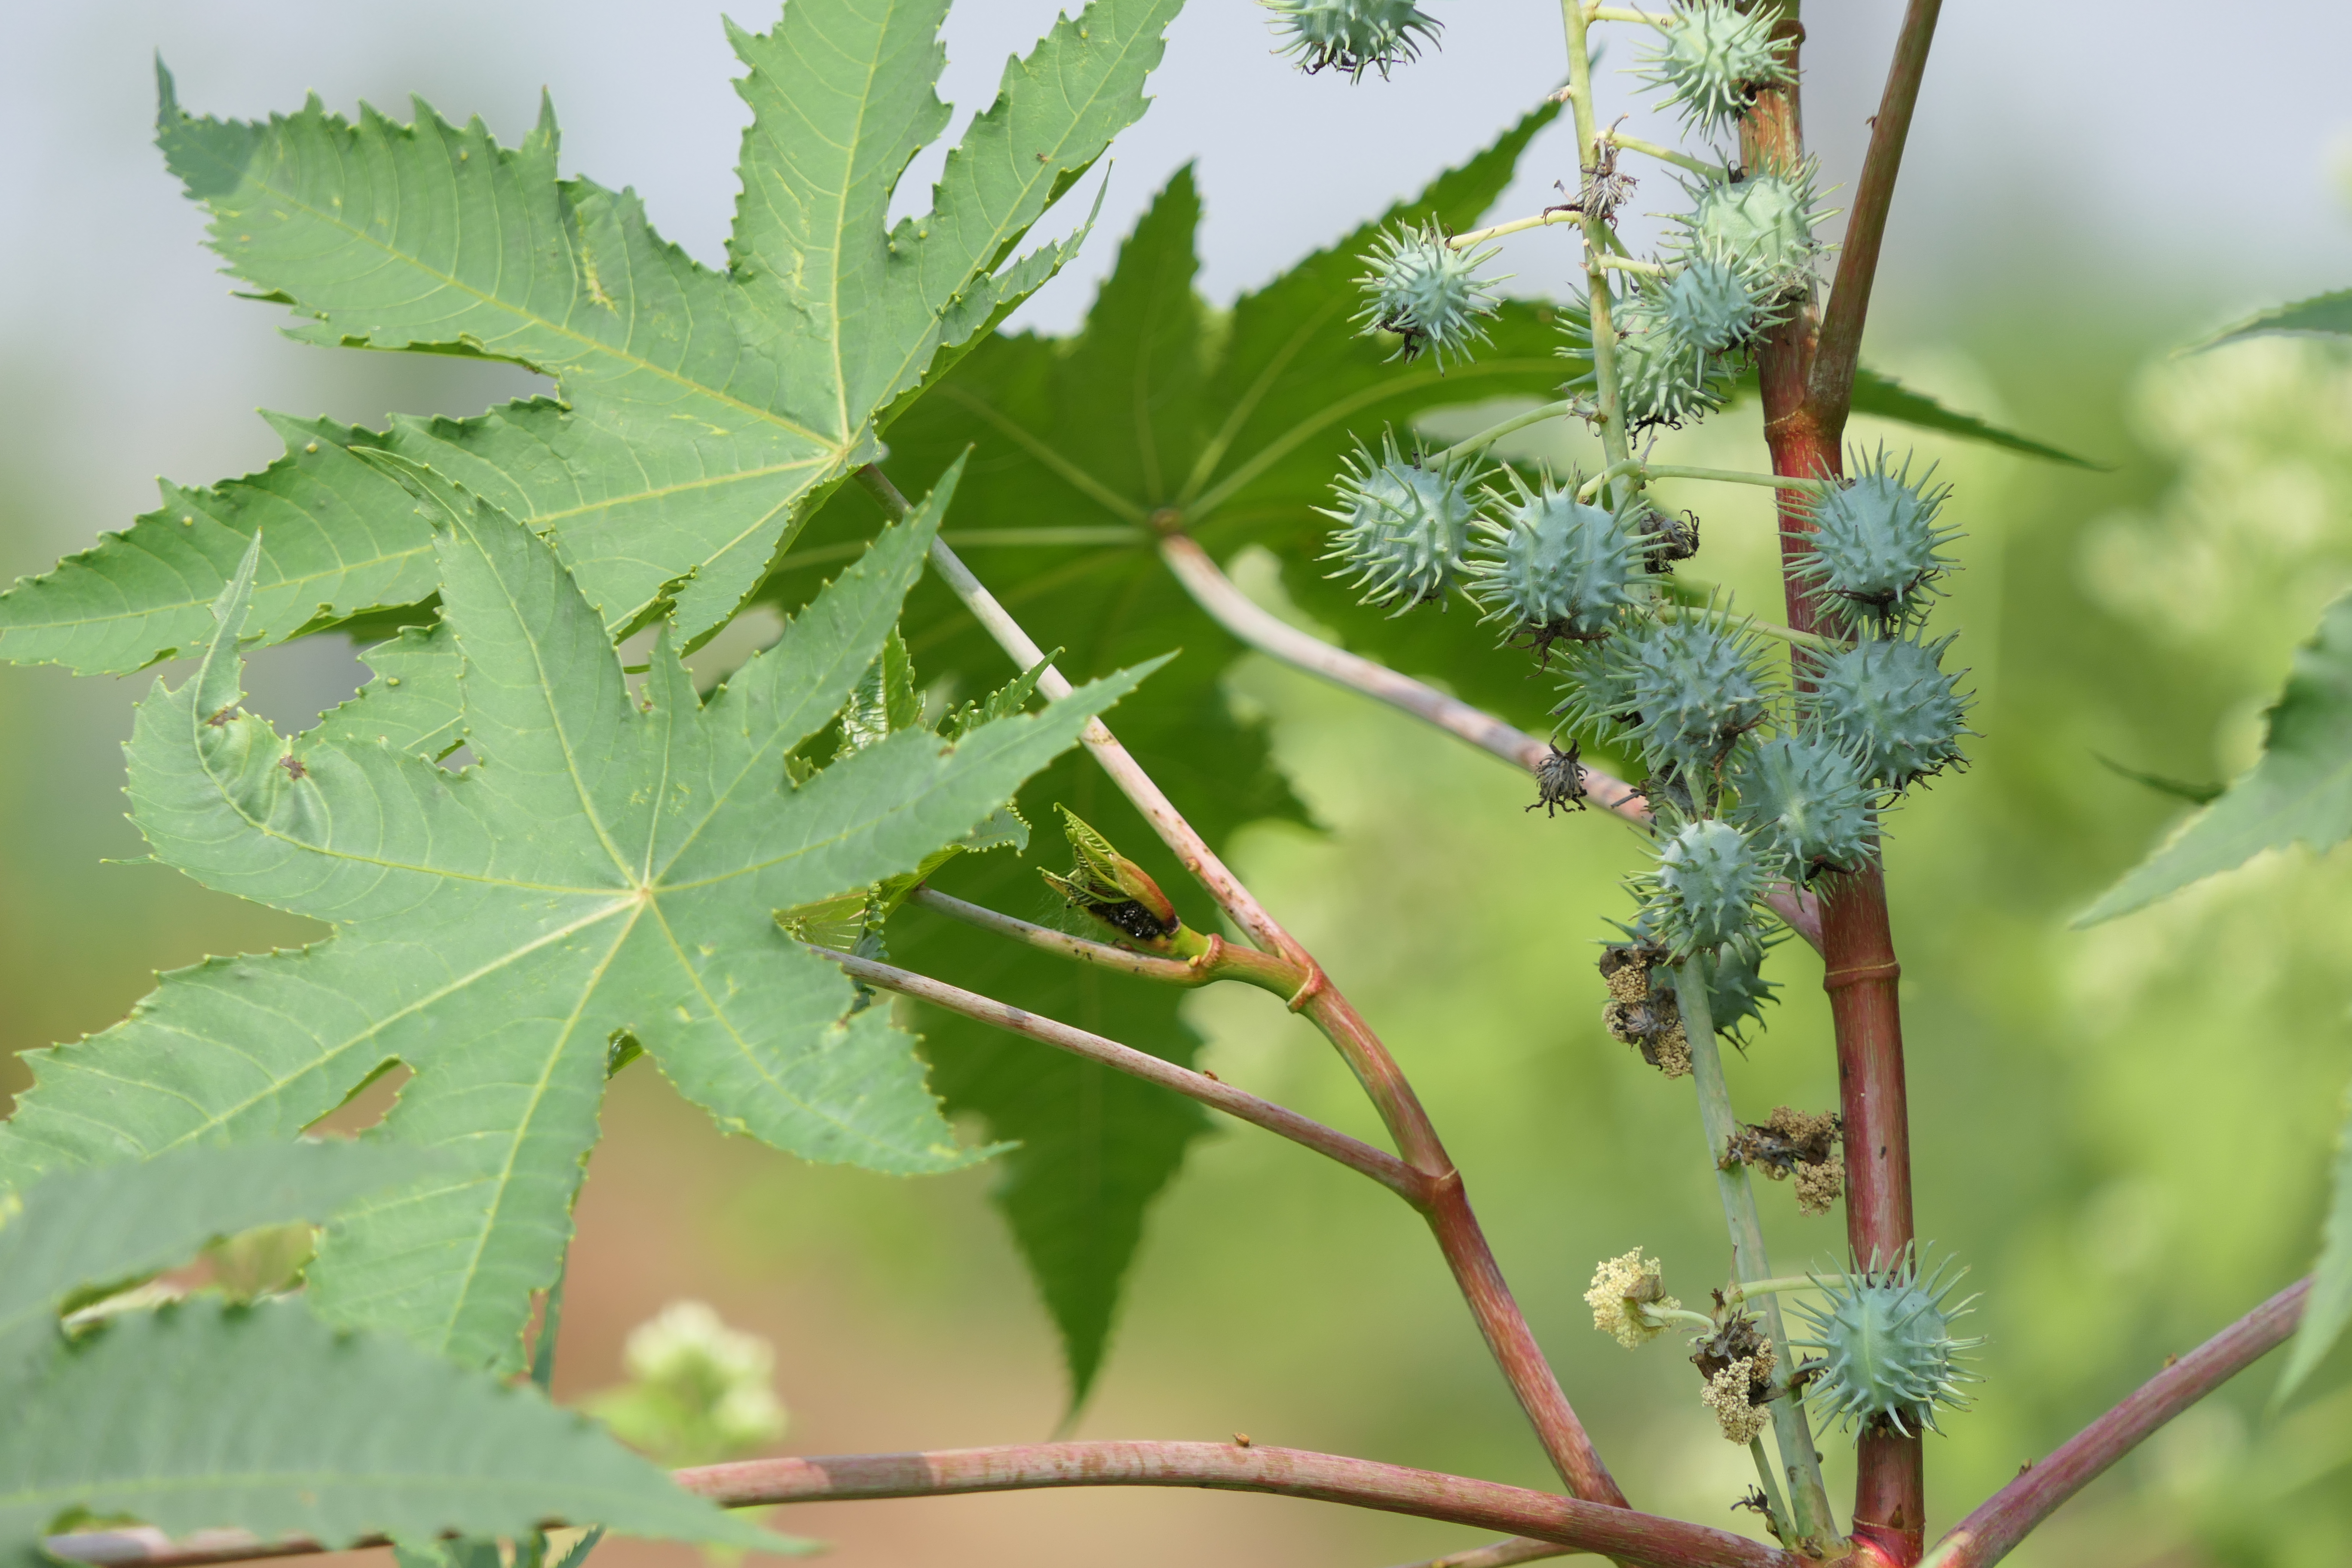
1262 0 1442 81
1792 1248 1983 1436
1318 432 1484 612
1356 221 1504 370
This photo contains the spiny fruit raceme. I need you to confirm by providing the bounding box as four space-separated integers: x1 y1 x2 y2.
1804 634 1971 789
1262 0 1442 81
1320 431 1484 612
1467 471 1654 650
1670 163 1830 293
1356 220 1504 370
1791 447 1959 630
1556 611 1775 783
1792 1248 1984 1436
1727 730 1876 879
1634 0 1795 130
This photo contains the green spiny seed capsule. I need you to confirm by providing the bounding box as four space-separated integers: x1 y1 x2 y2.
1355 220 1504 370
1806 634 1970 788
1644 818 1772 955
1793 1248 1983 1436
1560 289 1737 432
1634 0 1794 129
1262 0 1442 81
1727 731 1876 877
1700 930 1778 1042
1672 165 1828 290
1467 471 1654 647
1320 431 1482 612
1558 611 1773 780
1659 245 1783 358
1792 448 1959 629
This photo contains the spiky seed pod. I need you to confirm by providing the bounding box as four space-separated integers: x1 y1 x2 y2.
1355 222 1504 370
1467 471 1654 648
1698 930 1779 1043
1671 165 1829 292
1557 611 1773 783
1634 0 1795 128
1659 245 1785 358
1727 732 1876 878
1641 818 1773 956
1262 0 1442 81
1792 1248 1984 1435
1560 289 1738 432
1805 634 1971 788
1319 432 1482 612
1791 448 1959 630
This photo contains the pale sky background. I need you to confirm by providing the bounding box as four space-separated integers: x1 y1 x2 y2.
3 0 2350 619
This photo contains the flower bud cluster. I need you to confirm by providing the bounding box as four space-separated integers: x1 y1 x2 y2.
585 1301 788 1467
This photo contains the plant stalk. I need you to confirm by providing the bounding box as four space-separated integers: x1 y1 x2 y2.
1676 958 1839 1547
1558 1 1636 499
1919 1280 2309 1568
827 947 1425 1201
862 464 1626 1506
1155 531 1826 949
1741 0 1941 1555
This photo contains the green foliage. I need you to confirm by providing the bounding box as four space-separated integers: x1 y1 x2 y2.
0 474 1145 1375
0 1142 418 1379
2190 287 2352 351
0 0 1187 674
777 105 1568 1402
1845 368 2100 468
3 1300 781 1566
0 1148 764 1564
2277 1088 2352 1404
2080 593 2352 924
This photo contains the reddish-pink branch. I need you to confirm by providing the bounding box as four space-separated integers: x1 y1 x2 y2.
860 463 1626 1507
36 1442 1788 1568
680 1443 1784 1568
1923 1280 2309 1568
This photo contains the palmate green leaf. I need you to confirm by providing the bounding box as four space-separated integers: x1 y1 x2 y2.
2277 1080 2352 1406
0 471 1150 1375
2077 592 2352 925
0 1143 420 1382
1847 368 2100 469
2190 286 2352 351
772 105 1563 1403
6 1299 782 1567
0 0 1186 675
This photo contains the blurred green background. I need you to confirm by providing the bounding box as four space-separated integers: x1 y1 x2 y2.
7 2 2352 1565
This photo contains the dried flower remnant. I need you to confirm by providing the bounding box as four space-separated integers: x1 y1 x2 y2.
1585 1247 1680 1349
1727 1106 1845 1216
1600 943 1690 1076
1703 1357 1772 1444
1528 743 1590 816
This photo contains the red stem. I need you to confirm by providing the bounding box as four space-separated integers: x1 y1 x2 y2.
36 1442 1794 1568
679 1443 1782 1568
826 949 1424 1202
1924 1280 2309 1568
1743 0 1945 1556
